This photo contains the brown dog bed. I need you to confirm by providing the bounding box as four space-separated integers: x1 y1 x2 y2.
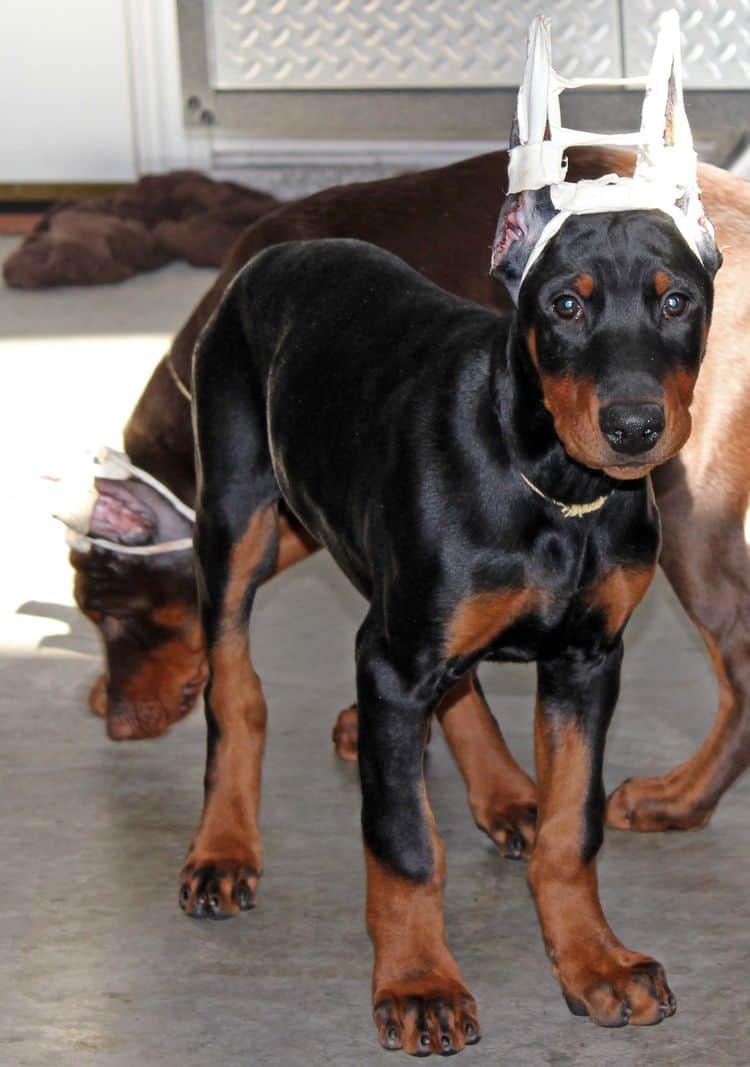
2 170 280 289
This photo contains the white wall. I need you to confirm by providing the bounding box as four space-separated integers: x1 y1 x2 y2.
0 0 137 182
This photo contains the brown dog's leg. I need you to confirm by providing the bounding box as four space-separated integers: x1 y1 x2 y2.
179 504 279 919
532 649 675 1027
608 468 750 832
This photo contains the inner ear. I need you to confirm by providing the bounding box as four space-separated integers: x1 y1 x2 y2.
491 187 557 303
91 478 192 546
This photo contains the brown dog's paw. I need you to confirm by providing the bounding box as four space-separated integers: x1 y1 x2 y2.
179 859 259 919
561 954 676 1027
473 799 537 860
606 774 714 832
374 979 480 1056
332 704 359 761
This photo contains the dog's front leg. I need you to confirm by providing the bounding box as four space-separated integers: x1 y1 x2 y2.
530 644 677 1027
357 629 480 1055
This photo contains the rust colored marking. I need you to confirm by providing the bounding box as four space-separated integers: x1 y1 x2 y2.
537 373 605 470
584 565 655 636
445 588 540 658
438 673 537 856
277 512 319 571
111 616 207 739
152 602 192 629
182 505 281 899
574 272 594 299
366 820 478 1052
654 271 672 296
219 505 279 635
527 327 539 370
661 365 698 457
530 712 671 1025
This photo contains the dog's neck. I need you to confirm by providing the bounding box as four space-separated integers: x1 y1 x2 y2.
493 318 614 507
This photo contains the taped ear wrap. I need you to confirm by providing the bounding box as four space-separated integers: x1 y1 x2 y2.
490 187 557 304
489 11 722 297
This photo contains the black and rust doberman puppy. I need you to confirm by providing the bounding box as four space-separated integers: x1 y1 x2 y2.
183 192 718 1053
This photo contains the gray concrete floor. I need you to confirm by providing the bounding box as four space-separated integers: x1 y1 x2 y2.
1 236 748 1066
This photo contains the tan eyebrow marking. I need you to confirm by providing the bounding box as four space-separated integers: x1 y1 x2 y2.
573 273 594 299
654 271 672 296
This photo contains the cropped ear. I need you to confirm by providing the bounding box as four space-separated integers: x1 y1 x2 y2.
91 478 193 546
490 186 557 304
695 223 722 280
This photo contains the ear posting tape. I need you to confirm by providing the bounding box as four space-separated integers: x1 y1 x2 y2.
54 446 195 557
507 9 717 285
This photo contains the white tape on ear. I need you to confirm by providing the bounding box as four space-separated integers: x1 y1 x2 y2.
507 10 715 285
53 446 195 557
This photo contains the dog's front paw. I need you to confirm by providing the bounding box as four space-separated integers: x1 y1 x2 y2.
179 856 260 919
374 976 480 1056
606 773 714 832
559 951 676 1027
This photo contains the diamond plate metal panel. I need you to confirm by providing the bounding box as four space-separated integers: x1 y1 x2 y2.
207 0 622 90
624 1 750 88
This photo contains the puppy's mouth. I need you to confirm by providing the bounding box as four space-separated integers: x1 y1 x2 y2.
601 459 656 481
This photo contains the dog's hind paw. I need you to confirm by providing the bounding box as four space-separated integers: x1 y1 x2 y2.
473 800 537 860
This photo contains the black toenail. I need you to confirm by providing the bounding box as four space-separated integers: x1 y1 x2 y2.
180 886 189 905
507 831 524 858
209 895 219 909
464 1021 478 1043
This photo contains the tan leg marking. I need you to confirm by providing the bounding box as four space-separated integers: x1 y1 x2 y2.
368 789 480 1054
584 564 655 637
531 714 675 1026
437 673 537 858
180 506 278 918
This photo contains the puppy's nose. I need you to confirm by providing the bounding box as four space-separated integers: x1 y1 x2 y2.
599 403 665 455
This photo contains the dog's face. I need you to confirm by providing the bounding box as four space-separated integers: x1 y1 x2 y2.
492 196 720 479
71 478 206 739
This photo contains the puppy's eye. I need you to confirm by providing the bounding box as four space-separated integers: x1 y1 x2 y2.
551 295 583 321
663 292 689 318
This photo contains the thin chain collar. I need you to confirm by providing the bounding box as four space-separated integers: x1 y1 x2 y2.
519 471 611 519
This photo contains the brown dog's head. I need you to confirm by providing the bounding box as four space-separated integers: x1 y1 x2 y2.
491 189 721 480
71 477 206 739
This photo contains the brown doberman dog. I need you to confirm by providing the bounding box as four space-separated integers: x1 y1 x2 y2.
71 147 750 844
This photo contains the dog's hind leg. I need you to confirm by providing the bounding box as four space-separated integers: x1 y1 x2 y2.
608 461 750 831
333 674 538 859
437 672 537 859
